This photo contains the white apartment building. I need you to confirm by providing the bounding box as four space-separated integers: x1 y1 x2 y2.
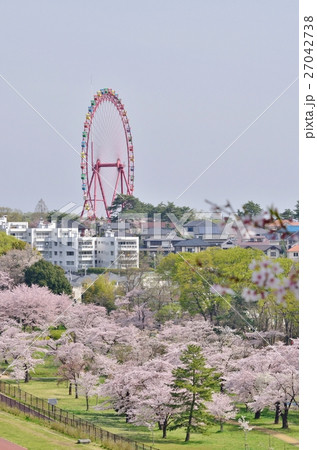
0 216 139 272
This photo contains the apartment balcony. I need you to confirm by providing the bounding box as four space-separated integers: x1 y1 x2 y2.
118 245 138 250
79 255 94 261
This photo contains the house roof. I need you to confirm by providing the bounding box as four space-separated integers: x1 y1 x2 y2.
184 220 223 234
174 238 210 247
288 244 299 252
240 244 281 252
286 225 299 233
268 219 299 229
184 220 212 227
142 227 177 236
144 236 185 242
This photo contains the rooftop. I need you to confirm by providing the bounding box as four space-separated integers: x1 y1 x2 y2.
288 244 299 252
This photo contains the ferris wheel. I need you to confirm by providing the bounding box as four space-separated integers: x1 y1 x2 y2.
80 89 135 219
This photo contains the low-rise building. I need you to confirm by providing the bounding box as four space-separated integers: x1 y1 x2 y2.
173 238 210 253
239 243 282 259
0 216 139 272
287 244 299 262
183 219 223 240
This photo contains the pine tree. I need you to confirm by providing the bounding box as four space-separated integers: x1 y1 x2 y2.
170 344 217 442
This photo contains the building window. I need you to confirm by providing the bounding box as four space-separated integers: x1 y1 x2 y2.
111 241 114 246
66 251 74 256
66 261 74 265
294 252 299 257
270 251 277 257
54 251 57 255
111 251 114 255
67 242 72 246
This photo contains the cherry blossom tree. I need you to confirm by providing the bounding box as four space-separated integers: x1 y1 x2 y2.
0 327 23 365
238 416 253 448
1 329 45 382
77 372 99 410
0 284 71 331
10 365 25 385
128 359 175 438
10 347 44 383
206 392 237 431
0 271 13 290
56 342 94 398
97 357 176 438
0 246 41 285
249 341 299 428
224 347 273 419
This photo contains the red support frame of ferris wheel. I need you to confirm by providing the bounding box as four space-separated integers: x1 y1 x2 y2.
84 160 131 220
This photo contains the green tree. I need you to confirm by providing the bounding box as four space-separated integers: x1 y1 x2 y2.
154 201 195 222
108 195 153 220
0 232 26 255
24 259 72 295
280 209 294 220
108 195 195 222
82 274 117 313
0 207 24 222
293 200 299 220
170 344 217 442
237 200 262 217
157 248 263 322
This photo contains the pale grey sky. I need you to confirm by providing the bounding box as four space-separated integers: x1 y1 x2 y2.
0 0 298 214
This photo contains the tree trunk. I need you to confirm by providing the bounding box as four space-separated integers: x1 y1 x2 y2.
24 364 29 383
254 409 261 419
274 402 280 424
220 421 224 432
162 418 168 439
86 394 89 411
185 393 196 442
157 422 162 431
281 403 289 429
68 382 72 396
75 382 78 399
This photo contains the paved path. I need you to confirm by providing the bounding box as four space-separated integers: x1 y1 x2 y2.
0 438 27 450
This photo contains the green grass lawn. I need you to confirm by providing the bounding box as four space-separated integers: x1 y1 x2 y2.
17 378 297 450
1 356 299 449
0 410 102 450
